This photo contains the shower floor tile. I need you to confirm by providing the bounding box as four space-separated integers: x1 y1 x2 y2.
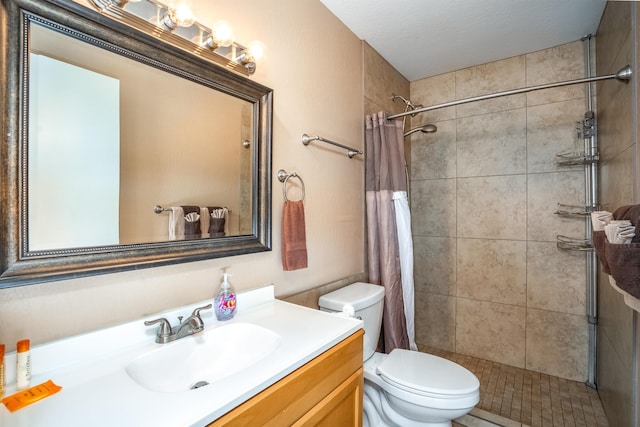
420 346 609 427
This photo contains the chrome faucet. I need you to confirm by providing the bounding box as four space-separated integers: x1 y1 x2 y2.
144 304 213 344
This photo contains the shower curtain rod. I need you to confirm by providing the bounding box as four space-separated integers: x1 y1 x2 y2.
387 65 632 120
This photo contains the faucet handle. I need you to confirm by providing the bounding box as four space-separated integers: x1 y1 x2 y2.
192 303 213 317
144 317 172 340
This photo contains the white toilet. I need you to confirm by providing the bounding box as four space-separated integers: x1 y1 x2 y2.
319 282 479 427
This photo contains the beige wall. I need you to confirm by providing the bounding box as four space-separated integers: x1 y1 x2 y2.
410 41 590 382
0 0 365 351
595 2 639 426
282 42 410 308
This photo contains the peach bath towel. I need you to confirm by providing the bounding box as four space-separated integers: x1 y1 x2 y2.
282 200 308 271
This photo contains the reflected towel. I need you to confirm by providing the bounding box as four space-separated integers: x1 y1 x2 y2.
202 206 228 237
182 205 201 239
282 200 308 271
169 207 185 240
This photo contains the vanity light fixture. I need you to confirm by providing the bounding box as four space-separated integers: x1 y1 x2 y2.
89 0 263 75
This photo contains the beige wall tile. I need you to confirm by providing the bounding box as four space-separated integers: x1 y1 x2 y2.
526 308 588 381
526 98 586 174
597 270 635 371
597 330 635 427
527 171 585 242
598 148 634 209
457 109 526 177
410 72 456 124
596 2 632 75
413 236 456 296
411 178 457 237
455 56 526 118
597 35 634 163
457 175 527 240
526 41 585 106
364 96 388 119
411 119 456 180
363 42 409 116
456 298 526 368
595 2 638 423
281 272 368 308
526 241 586 315
415 291 456 351
457 238 526 306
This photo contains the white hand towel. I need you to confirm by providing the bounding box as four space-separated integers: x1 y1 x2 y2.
200 207 210 238
169 207 185 240
605 222 635 244
591 211 612 231
185 212 200 222
222 207 229 235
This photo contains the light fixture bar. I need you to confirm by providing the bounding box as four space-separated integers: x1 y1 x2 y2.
89 0 258 76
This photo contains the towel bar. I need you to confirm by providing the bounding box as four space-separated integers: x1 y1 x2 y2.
154 205 231 213
301 134 362 159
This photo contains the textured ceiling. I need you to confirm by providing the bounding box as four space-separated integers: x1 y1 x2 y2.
320 0 607 81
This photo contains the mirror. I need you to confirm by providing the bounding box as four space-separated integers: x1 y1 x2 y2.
0 0 273 287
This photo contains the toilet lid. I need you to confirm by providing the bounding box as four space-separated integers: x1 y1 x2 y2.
377 349 479 397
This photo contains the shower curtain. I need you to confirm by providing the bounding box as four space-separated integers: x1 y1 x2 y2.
365 111 417 352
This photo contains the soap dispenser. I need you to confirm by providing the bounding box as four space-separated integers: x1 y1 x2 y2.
214 273 237 321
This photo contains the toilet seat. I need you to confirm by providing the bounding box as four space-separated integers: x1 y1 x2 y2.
376 349 479 398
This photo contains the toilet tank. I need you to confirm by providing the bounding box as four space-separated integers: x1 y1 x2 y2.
318 282 384 361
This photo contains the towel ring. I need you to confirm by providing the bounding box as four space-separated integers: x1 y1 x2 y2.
277 169 305 202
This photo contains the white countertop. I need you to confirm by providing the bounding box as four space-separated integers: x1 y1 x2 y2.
0 285 362 427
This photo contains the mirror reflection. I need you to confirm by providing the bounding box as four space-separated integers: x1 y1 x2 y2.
28 22 254 251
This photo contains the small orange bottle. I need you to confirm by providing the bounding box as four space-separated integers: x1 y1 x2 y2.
16 340 30 391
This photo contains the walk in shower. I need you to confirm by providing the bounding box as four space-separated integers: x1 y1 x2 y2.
398 38 630 388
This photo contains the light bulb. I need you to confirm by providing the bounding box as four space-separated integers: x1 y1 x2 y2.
211 21 234 48
246 40 265 62
163 2 195 29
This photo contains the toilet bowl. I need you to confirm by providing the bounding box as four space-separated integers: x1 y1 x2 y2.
319 282 479 427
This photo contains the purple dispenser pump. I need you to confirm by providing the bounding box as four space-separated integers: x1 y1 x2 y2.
214 273 237 321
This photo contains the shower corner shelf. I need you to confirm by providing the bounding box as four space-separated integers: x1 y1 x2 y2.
555 151 599 167
554 203 601 218
556 234 594 252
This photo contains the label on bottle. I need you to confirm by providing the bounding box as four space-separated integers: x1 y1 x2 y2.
16 351 30 391
215 292 236 320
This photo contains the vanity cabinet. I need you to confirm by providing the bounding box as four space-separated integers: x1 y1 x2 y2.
208 330 364 426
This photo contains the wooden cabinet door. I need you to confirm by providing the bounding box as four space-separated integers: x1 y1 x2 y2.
209 330 363 427
292 367 363 426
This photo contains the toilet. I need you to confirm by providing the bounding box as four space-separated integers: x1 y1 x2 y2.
319 282 479 427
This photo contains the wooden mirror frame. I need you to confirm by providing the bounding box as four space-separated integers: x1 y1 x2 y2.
0 0 273 288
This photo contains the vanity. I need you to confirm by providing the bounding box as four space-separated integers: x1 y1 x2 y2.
0 285 363 426
0 2 364 423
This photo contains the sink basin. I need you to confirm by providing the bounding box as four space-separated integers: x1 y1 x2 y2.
125 322 282 393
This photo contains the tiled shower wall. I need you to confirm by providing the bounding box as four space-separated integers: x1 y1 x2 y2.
595 2 639 426
410 41 590 381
